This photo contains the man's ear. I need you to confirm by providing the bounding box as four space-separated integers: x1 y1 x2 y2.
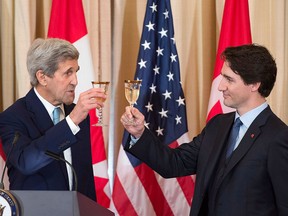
36 70 47 86
250 82 261 92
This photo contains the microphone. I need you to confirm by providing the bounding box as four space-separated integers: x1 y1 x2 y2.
0 132 20 190
45 150 78 192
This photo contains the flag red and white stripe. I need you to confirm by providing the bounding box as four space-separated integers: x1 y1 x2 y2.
48 0 111 207
111 135 193 216
206 0 252 121
110 1 194 215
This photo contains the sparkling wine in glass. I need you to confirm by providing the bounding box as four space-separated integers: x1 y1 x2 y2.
91 81 110 126
124 80 141 107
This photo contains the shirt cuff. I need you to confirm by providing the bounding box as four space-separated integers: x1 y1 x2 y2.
129 135 139 149
66 115 80 135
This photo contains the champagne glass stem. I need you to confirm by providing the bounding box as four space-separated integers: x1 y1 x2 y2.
97 107 103 125
91 81 110 127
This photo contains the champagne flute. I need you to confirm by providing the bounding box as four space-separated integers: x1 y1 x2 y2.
124 80 141 107
91 81 110 126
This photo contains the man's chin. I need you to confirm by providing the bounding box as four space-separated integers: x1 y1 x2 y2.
223 101 236 109
63 97 75 105
223 100 231 108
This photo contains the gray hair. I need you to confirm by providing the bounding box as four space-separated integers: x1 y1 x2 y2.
26 38 79 86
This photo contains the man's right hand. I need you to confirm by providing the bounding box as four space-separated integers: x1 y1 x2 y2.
120 106 145 139
69 88 107 125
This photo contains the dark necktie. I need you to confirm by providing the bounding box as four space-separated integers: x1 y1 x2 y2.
52 107 61 125
226 118 242 159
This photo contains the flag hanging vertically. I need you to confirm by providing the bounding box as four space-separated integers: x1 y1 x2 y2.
48 0 111 207
206 0 252 122
111 0 194 215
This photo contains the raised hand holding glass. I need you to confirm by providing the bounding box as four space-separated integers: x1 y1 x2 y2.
91 81 110 126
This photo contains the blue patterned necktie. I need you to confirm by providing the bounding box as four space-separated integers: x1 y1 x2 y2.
52 107 61 125
226 118 242 159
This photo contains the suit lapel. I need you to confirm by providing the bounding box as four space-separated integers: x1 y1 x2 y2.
222 107 272 179
26 89 75 129
63 104 73 117
201 113 235 190
26 89 70 188
25 89 54 134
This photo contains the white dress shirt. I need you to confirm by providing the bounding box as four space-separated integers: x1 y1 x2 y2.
34 88 80 190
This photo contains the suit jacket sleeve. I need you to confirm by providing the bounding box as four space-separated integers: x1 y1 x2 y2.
0 89 78 176
267 127 288 214
125 127 202 178
0 110 77 175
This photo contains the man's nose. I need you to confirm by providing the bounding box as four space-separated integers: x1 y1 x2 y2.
71 73 78 86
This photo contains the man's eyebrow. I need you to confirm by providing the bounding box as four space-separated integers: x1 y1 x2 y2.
221 73 233 80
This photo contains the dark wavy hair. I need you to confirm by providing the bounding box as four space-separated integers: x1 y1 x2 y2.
221 44 277 97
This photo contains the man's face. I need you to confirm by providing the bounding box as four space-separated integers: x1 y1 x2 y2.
218 61 254 111
43 59 79 106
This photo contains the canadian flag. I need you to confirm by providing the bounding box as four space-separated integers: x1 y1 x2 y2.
207 0 252 121
48 0 111 207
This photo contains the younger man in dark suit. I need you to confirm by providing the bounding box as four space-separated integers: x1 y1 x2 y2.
121 44 288 215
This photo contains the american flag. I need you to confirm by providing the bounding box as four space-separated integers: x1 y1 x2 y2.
111 0 194 215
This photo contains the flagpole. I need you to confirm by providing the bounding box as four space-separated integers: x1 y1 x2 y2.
97 0 102 82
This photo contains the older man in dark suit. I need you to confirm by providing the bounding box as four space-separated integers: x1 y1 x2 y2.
121 44 288 215
0 38 107 201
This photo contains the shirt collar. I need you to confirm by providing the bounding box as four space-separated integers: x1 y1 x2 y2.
235 102 268 128
34 88 64 120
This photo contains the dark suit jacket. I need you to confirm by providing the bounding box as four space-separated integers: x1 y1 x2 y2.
0 88 96 201
125 106 288 216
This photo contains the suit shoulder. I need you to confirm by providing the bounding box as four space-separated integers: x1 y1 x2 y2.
267 112 287 128
1 97 27 116
206 112 235 125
